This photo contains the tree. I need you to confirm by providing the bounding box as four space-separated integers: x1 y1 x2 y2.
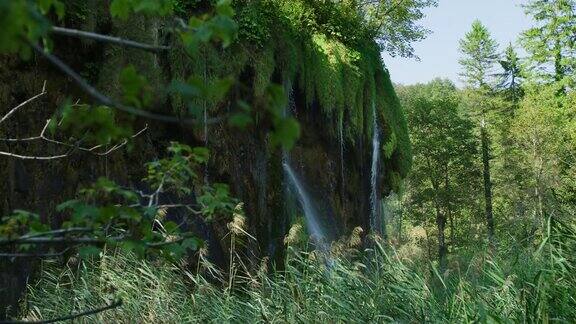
458 20 499 89
497 43 524 105
398 79 479 267
459 20 499 244
355 0 438 58
511 84 576 230
520 0 576 88
490 44 527 229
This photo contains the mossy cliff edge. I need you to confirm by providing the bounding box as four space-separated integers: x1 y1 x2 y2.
0 0 412 313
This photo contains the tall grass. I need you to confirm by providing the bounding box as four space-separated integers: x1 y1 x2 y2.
21 217 576 323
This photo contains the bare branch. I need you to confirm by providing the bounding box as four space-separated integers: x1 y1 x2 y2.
0 113 148 159
6 299 122 324
0 247 72 259
0 150 71 160
0 233 187 248
0 81 46 126
0 236 119 245
0 252 65 258
51 26 170 53
0 228 93 245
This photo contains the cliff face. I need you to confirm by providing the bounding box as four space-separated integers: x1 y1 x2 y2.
0 0 412 315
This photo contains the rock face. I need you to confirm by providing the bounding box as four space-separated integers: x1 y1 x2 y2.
0 1 412 317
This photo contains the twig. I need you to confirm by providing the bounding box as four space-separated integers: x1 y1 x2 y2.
0 228 92 245
1 234 188 249
0 81 46 125
0 247 72 259
30 43 226 125
0 150 71 160
0 236 117 245
4 300 122 324
0 118 148 158
51 26 170 53
0 252 64 258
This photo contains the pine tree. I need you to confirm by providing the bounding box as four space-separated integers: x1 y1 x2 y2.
459 20 499 244
458 20 499 89
521 0 576 87
497 43 523 104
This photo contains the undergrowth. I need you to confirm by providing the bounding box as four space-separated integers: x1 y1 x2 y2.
21 217 576 323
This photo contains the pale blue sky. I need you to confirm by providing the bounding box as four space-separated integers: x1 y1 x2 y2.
382 0 532 86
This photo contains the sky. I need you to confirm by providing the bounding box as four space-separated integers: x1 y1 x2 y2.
382 0 533 86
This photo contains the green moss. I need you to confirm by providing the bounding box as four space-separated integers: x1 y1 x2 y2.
253 46 276 97
169 0 412 179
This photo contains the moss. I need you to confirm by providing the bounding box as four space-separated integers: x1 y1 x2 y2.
252 46 276 97
168 0 412 180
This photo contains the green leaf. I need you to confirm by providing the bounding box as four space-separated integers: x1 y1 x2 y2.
229 112 253 129
163 221 179 234
119 65 151 108
120 240 146 258
209 77 234 101
216 0 235 17
270 117 300 150
110 0 131 19
192 147 210 163
79 246 101 259
181 238 200 251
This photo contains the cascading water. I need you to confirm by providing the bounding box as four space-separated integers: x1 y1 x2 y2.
370 100 381 234
283 162 328 251
203 56 209 184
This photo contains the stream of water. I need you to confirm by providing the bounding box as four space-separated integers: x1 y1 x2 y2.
339 115 345 196
283 162 328 251
370 100 381 234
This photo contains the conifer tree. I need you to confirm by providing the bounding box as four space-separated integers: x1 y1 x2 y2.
521 0 576 88
497 43 524 104
458 20 499 89
459 20 499 243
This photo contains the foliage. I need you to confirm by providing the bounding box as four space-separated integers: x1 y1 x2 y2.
520 0 576 87
496 43 524 103
359 0 438 58
0 0 64 52
397 79 480 264
0 142 238 261
110 0 176 19
511 84 576 220
458 20 499 89
54 103 132 146
22 216 576 322
167 0 413 174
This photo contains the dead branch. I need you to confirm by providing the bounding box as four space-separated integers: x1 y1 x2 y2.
0 150 72 160
0 82 46 126
51 26 170 53
0 247 73 259
5 299 122 324
0 84 149 159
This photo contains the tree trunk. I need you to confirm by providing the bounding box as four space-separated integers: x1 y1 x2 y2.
480 120 495 243
444 170 455 246
436 205 447 270
396 206 403 243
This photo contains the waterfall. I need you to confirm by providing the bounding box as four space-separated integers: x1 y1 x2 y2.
370 100 381 234
203 55 209 184
283 162 328 250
